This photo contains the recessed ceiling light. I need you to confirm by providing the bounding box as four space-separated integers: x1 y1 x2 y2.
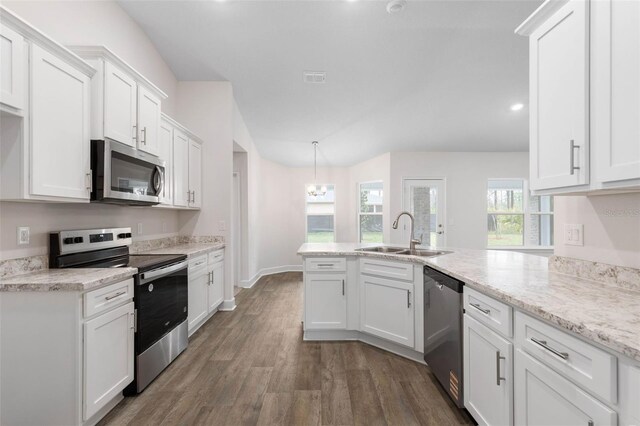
510 103 524 111
386 0 407 14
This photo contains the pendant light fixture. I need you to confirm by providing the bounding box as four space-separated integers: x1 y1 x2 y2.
307 141 327 197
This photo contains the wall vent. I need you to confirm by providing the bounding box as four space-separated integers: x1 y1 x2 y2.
303 71 326 84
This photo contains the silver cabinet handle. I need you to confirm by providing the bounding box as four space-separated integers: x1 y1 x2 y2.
570 140 580 175
86 171 92 192
470 302 490 315
192 190 196 204
317 264 334 267
105 291 126 301
531 337 569 360
342 279 345 296
187 190 192 203
142 127 147 145
133 125 137 142
496 351 506 386
129 312 135 330
407 290 411 308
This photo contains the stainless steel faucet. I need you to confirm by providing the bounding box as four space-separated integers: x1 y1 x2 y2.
392 211 421 253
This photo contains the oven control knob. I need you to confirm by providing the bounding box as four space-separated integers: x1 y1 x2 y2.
74 237 83 244
118 233 126 239
148 284 154 292
63 237 74 244
126 233 132 238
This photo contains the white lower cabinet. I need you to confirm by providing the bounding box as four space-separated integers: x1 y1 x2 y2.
360 274 414 347
84 301 135 420
464 313 513 426
207 253 224 312
514 349 617 426
188 256 209 332
304 272 347 329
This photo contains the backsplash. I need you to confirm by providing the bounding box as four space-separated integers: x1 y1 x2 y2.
0 235 224 278
549 255 640 292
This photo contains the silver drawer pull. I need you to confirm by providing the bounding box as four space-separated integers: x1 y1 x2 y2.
105 291 126 301
496 351 506 386
470 303 490 315
531 337 569 360
317 264 334 267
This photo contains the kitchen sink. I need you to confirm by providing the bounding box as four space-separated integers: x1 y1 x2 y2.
356 246 407 253
356 246 451 257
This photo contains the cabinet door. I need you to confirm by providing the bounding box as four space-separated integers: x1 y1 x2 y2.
137 85 161 155
593 0 640 184
84 302 134 420
30 44 90 200
0 24 24 110
304 273 347 330
360 274 414 347
514 349 617 426
529 0 589 191
158 120 173 205
103 61 137 147
173 130 189 207
464 314 513 426
188 269 209 331
208 261 224 312
188 140 202 208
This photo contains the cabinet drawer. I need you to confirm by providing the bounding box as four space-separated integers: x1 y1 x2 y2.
359 258 413 281
306 257 346 272
84 278 134 318
208 249 224 265
464 287 512 338
189 254 207 271
515 311 617 404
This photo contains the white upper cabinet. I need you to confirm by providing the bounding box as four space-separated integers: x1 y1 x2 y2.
188 139 202 208
137 85 161 155
172 128 189 208
158 119 173 205
0 23 24 111
69 46 167 153
30 44 91 200
519 0 590 192
592 0 640 185
103 61 137 147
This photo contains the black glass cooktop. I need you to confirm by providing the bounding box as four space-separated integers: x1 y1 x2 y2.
81 254 187 273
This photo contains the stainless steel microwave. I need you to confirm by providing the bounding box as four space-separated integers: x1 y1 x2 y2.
91 139 165 206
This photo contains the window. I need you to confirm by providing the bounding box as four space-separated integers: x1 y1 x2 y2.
487 179 554 247
306 184 335 243
359 181 383 243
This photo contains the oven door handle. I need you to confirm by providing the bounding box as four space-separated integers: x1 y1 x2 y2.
139 260 188 284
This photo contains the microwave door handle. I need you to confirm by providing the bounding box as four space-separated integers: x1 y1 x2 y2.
153 166 164 196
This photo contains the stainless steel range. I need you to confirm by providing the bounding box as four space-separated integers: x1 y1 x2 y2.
50 227 188 394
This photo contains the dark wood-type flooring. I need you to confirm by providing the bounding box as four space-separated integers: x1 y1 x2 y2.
99 272 474 426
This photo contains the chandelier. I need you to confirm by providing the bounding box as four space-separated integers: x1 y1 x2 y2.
307 141 327 197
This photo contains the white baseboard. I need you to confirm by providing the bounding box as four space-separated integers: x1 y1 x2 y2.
239 265 302 289
219 298 237 311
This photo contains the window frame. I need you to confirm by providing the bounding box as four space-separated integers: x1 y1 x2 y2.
357 180 384 243
486 178 554 250
305 183 336 243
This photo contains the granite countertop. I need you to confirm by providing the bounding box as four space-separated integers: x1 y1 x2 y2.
298 243 640 362
0 267 137 292
140 242 225 258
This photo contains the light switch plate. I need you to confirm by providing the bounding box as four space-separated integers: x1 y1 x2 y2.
564 224 584 246
17 227 30 245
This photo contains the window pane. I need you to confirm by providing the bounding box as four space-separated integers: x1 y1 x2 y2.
487 180 524 213
307 203 335 215
360 214 383 243
307 215 334 243
306 185 335 203
528 214 554 246
529 195 554 213
488 214 524 246
360 182 383 213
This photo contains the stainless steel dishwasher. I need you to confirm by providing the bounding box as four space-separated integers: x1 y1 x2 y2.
424 265 464 408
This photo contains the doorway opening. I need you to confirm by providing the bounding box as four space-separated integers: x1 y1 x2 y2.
402 178 446 247
232 144 248 295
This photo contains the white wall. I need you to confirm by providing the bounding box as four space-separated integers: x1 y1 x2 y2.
388 152 530 250
554 193 640 269
0 0 182 260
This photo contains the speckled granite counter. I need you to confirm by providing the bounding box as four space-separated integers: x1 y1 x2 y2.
0 267 137 292
140 242 225 258
298 243 640 362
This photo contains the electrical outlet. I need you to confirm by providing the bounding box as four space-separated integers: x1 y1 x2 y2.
137 223 143 235
564 224 584 246
162 221 167 233
219 220 226 231
17 227 30 245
